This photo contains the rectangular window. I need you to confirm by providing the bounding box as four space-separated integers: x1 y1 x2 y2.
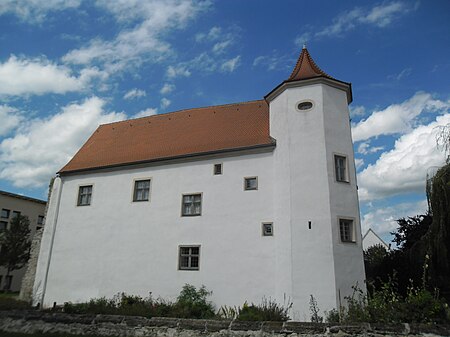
4 275 12 290
334 155 348 182
12 211 21 219
339 218 355 243
37 215 44 225
179 246 200 270
133 179 151 202
77 185 93 206
1 209 10 219
244 177 258 190
0 221 7 230
262 223 273 236
182 194 202 216
214 163 223 175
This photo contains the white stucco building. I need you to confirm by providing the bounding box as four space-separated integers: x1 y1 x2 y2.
33 47 365 320
362 228 390 251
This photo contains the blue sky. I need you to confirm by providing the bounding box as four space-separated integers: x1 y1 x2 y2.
0 0 449 242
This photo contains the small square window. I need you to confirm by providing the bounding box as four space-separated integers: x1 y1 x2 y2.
37 215 44 225
1 209 10 219
179 246 200 270
133 179 151 202
244 177 258 190
339 218 355 243
182 194 202 216
214 163 223 175
334 155 348 182
262 223 273 236
12 211 21 219
77 185 92 206
0 221 7 231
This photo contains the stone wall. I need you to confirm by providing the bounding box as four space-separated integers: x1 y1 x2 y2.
19 228 43 301
1 310 449 337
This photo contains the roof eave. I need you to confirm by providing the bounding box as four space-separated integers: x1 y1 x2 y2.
58 141 276 176
264 76 353 104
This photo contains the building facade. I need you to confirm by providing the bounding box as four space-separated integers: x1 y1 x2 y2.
362 228 390 251
0 190 46 292
33 47 365 320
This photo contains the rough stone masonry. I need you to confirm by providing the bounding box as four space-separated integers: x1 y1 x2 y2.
1 310 450 337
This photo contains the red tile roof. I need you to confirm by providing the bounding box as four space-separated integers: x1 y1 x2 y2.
287 47 335 81
59 100 274 174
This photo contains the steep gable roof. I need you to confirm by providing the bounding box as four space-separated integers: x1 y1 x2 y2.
59 100 274 174
287 46 335 81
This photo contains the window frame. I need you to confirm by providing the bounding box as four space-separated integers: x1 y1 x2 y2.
37 215 44 225
178 245 200 271
262 222 273 236
295 99 315 112
213 163 223 175
1 209 10 219
132 178 151 202
334 154 349 183
77 185 93 206
338 217 356 243
181 193 202 217
0 221 7 231
12 211 21 219
244 176 258 191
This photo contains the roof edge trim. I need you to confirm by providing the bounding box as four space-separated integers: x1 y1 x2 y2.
265 77 353 104
59 141 276 176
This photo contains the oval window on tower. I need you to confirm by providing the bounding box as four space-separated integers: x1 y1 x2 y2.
296 100 314 111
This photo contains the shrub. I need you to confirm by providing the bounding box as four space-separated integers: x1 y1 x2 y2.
172 284 215 319
235 298 291 321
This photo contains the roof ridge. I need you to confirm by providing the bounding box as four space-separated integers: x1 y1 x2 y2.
101 99 266 127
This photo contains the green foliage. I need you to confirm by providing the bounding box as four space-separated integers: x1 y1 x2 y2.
0 215 31 278
0 296 30 310
233 298 291 321
63 284 214 319
173 284 215 319
309 295 323 323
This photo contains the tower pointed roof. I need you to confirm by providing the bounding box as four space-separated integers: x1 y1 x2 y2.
287 45 334 81
265 46 352 103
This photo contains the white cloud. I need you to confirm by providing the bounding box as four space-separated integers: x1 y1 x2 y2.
221 55 241 73
361 200 428 237
350 105 366 118
358 113 450 201
298 1 417 41
253 51 292 72
160 98 171 109
195 26 222 42
355 158 365 170
357 141 384 155
0 55 86 96
160 83 175 95
63 0 210 74
388 67 412 81
0 105 22 136
133 107 158 119
166 65 191 79
0 0 81 23
352 92 450 142
123 88 146 100
0 97 126 188
212 40 232 54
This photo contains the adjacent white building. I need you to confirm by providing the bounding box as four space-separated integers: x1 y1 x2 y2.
362 228 390 251
33 47 366 320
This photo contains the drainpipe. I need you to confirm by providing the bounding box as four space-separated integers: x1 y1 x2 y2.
40 176 64 308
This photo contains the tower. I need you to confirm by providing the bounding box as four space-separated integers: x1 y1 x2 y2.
266 47 365 319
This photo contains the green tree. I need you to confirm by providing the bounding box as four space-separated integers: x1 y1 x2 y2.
0 215 31 290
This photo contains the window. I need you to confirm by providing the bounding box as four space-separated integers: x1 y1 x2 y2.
244 177 258 190
213 163 223 175
133 179 151 202
12 211 21 219
262 223 273 236
4 275 12 290
339 218 355 243
179 246 200 270
334 155 348 182
77 185 92 206
297 101 314 111
1 209 10 219
182 194 202 216
37 215 44 225
0 221 7 230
